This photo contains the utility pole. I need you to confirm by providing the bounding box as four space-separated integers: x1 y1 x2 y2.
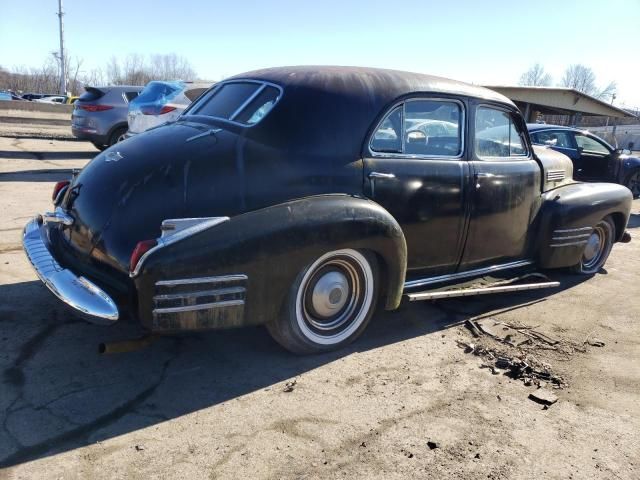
57 0 66 95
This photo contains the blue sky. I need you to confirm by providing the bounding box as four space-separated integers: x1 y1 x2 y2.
2 0 639 106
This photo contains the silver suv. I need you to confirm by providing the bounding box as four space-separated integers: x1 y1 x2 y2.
72 85 143 150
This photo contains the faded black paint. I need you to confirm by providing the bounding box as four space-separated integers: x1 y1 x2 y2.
40 66 632 332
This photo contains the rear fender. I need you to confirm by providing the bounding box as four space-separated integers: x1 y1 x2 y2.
135 194 407 331
535 182 632 269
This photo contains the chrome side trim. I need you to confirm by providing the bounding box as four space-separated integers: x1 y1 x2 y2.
153 299 244 315
403 260 534 290
407 281 560 301
156 274 247 287
42 206 74 226
546 169 565 182
22 218 118 324
551 233 591 241
130 217 230 278
554 227 592 233
153 286 245 302
550 240 589 248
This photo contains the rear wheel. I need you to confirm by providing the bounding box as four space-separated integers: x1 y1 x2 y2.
267 249 378 354
91 142 107 151
624 170 640 198
108 127 128 147
570 217 615 274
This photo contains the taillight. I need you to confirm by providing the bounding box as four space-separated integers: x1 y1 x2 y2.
129 239 158 272
52 180 70 201
141 105 177 115
78 104 113 112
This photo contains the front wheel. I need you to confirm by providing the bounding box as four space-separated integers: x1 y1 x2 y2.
570 217 615 274
624 170 640 198
267 249 378 354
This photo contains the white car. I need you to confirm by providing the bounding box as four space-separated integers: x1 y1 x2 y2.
34 95 67 104
127 81 212 136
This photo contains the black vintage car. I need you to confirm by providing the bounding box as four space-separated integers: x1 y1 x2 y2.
23 67 632 354
528 124 640 198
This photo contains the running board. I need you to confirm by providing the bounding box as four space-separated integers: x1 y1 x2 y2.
406 281 560 301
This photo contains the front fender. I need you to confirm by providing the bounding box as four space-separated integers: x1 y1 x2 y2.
135 194 407 331
535 182 632 269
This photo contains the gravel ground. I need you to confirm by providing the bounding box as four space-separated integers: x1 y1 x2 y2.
0 134 639 480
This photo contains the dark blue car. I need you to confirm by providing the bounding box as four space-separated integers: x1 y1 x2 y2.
528 124 640 197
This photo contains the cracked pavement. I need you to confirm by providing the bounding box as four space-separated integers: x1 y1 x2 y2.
0 135 639 479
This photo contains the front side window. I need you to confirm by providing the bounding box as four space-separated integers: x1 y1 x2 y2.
370 100 462 157
475 106 527 158
186 81 281 126
531 130 573 149
575 134 610 155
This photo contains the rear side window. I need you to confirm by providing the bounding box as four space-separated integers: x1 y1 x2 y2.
531 130 573 148
475 107 527 157
370 99 463 157
575 134 609 155
186 81 281 125
124 91 140 102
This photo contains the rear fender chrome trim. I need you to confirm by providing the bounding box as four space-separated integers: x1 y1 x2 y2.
153 299 244 315
155 274 247 287
130 216 229 278
550 240 589 248
404 259 534 290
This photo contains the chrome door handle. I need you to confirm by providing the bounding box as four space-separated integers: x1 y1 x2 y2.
368 172 396 179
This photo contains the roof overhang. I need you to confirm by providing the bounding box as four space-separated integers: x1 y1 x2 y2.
484 86 635 118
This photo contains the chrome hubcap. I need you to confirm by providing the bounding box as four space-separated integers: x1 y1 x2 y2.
583 231 601 263
311 271 349 318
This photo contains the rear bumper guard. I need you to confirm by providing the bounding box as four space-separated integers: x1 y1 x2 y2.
22 218 119 324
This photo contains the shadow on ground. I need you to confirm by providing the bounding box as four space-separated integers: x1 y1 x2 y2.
0 170 75 182
627 213 640 229
0 271 587 468
0 151 94 161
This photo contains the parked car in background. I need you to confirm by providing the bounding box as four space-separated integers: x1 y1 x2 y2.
21 93 57 101
71 85 143 150
24 67 632 355
127 81 212 136
34 95 67 104
529 124 640 197
65 96 79 104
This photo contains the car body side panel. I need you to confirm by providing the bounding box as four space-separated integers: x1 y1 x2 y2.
535 182 632 269
134 195 407 332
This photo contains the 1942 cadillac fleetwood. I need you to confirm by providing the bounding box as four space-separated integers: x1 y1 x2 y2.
23 67 633 354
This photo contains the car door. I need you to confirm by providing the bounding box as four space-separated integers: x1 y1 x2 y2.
572 132 614 181
531 128 583 175
362 97 470 277
460 103 541 270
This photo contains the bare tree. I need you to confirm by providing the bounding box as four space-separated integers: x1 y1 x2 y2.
518 63 552 86
0 53 198 95
561 64 616 100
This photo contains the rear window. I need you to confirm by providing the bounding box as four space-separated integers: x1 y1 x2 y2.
186 81 281 126
135 81 182 104
78 87 105 102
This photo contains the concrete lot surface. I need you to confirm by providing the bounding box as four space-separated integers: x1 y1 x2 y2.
0 134 639 479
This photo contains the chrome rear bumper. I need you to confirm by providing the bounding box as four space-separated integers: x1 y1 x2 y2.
22 218 119 324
